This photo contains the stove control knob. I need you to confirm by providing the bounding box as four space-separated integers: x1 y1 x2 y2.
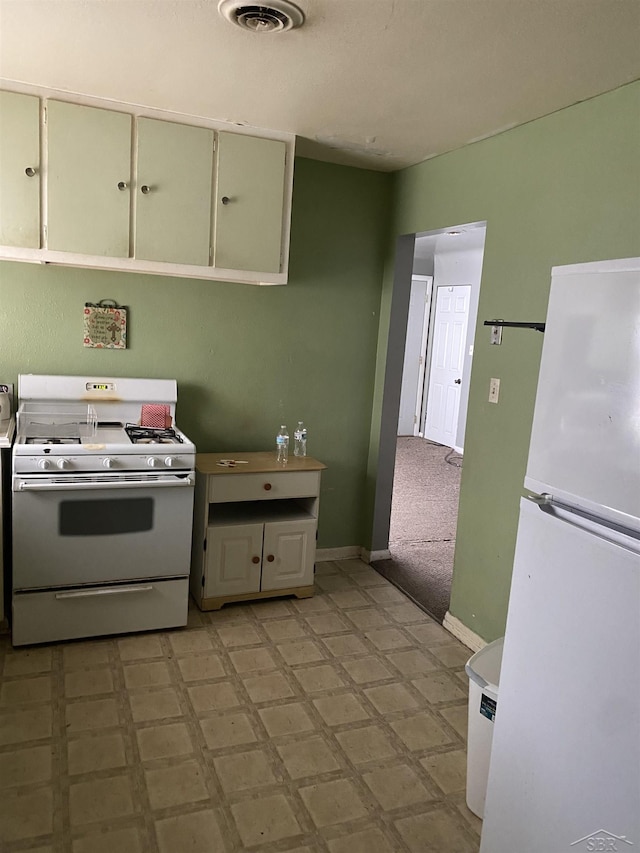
57 458 69 470
164 457 175 467
147 457 158 468
102 458 114 469
38 458 52 470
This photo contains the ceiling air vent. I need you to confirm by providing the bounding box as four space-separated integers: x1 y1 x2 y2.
218 1 305 33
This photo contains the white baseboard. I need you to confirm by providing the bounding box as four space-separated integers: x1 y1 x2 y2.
315 546 391 565
361 548 391 564
443 611 486 652
316 546 362 562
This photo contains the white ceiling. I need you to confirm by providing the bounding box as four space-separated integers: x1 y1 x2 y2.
1 0 638 172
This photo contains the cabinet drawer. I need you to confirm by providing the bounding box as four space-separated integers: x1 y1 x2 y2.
12 578 188 646
208 471 320 503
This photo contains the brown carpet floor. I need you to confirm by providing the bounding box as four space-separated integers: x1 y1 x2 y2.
373 438 462 624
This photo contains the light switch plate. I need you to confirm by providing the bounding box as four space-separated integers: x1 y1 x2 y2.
489 377 500 403
490 325 503 345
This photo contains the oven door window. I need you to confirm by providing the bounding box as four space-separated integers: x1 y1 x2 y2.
59 497 154 536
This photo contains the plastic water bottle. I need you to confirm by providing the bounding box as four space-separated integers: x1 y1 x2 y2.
276 425 289 463
294 421 307 457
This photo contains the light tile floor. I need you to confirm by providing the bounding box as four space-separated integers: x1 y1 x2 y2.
0 559 482 852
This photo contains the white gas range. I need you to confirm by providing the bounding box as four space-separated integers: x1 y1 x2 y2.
12 374 196 646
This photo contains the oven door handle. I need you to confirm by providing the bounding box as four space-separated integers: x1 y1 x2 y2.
15 476 194 492
55 584 154 600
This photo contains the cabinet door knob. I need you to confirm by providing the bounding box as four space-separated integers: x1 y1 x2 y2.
266 554 275 563
117 181 128 191
221 196 230 205
252 556 260 564
263 483 272 491
141 185 151 194
25 167 37 177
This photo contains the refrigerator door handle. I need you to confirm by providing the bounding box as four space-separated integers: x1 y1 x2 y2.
528 493 552 506
534 498 640 554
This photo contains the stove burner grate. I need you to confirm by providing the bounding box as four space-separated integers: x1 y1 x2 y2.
125 424 184 445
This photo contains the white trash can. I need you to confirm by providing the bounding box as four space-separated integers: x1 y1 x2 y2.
465 637 504 819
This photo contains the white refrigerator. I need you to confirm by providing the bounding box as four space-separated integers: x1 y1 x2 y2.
480 257 640 853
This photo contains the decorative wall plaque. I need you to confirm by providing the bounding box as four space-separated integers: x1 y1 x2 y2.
83 300 127 349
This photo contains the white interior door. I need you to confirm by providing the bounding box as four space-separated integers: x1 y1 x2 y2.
398 275 432 435
423 285 470 447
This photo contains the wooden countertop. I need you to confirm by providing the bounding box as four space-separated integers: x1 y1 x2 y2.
197 452 326 475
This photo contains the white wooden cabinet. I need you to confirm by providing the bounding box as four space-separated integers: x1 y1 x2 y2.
0 91 40 248
0 83 294 285
135 117 214 266
47 100 132 256
191 453 326 611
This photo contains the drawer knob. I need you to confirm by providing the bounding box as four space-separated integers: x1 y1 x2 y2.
252 556 260 564
263 483 272 491
267 554 275 562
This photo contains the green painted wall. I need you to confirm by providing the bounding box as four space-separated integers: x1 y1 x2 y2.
0 157 392 548
381 81 640 642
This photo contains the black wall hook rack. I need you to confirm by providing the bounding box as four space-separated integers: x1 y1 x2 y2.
483 320 546 333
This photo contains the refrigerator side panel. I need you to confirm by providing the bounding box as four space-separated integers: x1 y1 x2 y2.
525 263 640 529
480 498 640 853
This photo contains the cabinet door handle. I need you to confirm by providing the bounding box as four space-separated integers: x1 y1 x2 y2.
117 181 128 191
25 167 37 177
263 483 272 491
266 554 275 563
141 185 151 194
221 196 231 205
252 556 260 564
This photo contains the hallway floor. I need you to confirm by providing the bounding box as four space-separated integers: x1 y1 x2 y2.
0 559 480 852
375 438 462 623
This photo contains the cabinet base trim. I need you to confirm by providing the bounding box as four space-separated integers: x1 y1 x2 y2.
198 584 314 612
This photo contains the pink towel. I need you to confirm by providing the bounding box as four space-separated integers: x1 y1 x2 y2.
140 404 171 428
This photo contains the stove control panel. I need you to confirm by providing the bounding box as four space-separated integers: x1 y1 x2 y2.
14 453 195 474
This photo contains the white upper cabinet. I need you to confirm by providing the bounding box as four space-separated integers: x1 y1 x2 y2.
135 118 214 266
214 132 286 274
0 91 41 248
47 100 132 257
0 84 294 284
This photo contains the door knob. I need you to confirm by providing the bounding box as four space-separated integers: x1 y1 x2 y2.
266 555 275 563
25 167 37 177
454 378 462 384
117 181 128 190
141 185 151 194
252 556 260 564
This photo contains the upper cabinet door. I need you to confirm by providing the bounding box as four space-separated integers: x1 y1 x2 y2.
0 91 40 248
47 100 131 256
135 118 213 266
214 133 286 274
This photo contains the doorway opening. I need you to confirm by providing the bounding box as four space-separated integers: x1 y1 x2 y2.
373 223 487 623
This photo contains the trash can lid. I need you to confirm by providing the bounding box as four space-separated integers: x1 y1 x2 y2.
465 637 504 693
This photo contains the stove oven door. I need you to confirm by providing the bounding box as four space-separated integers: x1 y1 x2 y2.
12 472 195 590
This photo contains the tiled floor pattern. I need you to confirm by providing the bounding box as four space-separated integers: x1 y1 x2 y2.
0 559 482 852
